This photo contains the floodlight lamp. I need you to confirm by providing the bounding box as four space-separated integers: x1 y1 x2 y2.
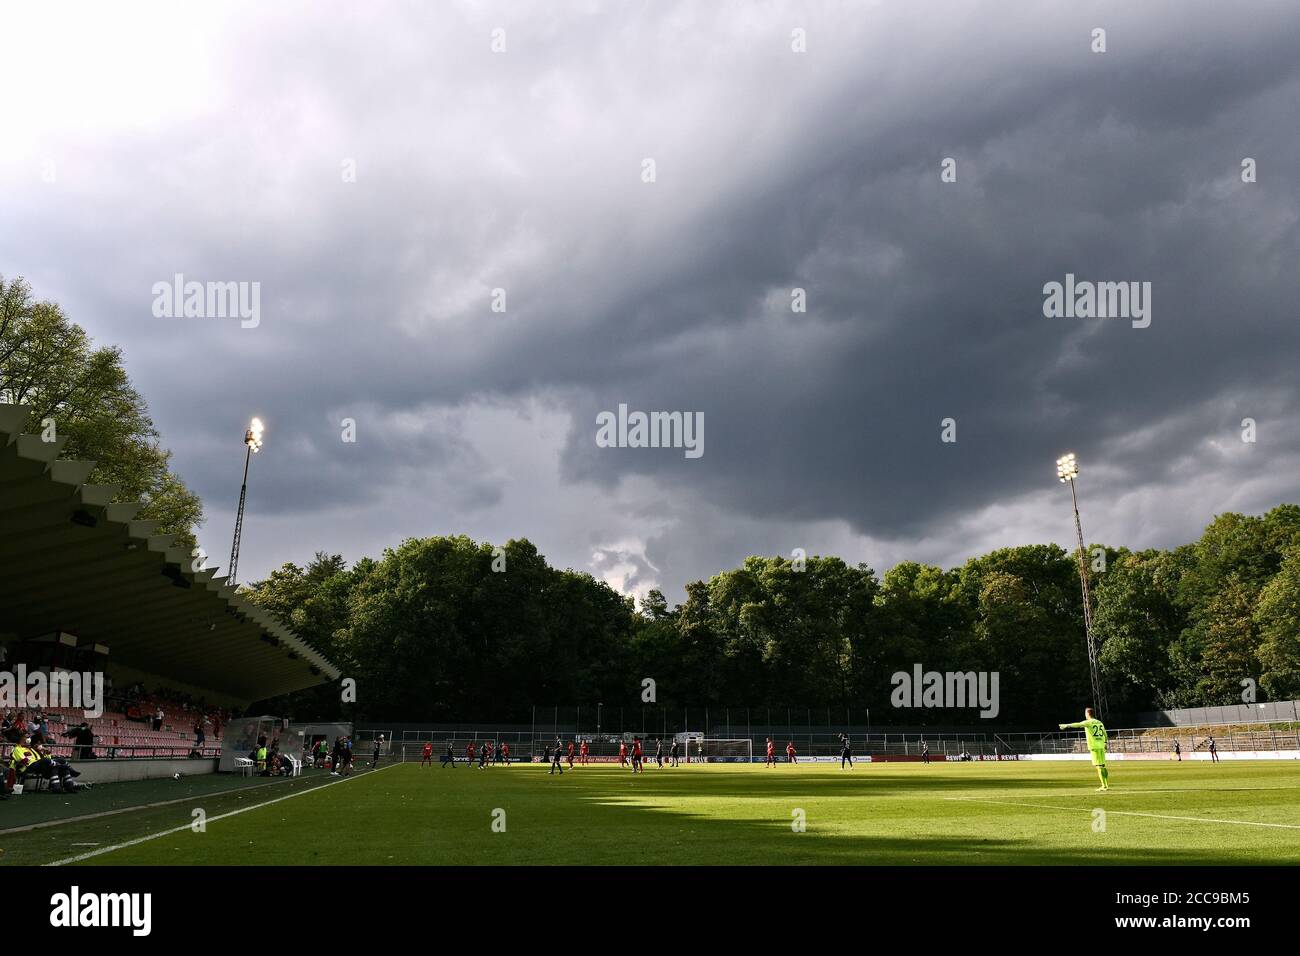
245 417 265 452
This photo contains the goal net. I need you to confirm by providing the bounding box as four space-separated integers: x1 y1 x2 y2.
689 738 753 763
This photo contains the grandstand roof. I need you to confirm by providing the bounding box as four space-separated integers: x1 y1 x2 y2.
0 402 338 703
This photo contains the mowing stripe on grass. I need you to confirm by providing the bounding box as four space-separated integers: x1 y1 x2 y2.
946 797 1300 830
44 765 398 866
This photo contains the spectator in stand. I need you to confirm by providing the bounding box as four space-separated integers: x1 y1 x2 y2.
31 712 49 746
153 706 164 731
1 712 14 743
63 722 96 760
194 719 206 748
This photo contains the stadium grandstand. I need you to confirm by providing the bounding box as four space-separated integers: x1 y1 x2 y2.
0 402 338 784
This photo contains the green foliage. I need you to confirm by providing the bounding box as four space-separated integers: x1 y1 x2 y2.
1255 548 1300 700
1095 550 1187 709
247 536 638 721
243 501 1300 724
0 276 203 548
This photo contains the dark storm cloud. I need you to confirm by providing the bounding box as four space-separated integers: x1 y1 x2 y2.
2 0 1298 595
562 3 1300 542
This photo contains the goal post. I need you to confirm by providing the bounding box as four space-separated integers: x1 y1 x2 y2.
692 737 753 763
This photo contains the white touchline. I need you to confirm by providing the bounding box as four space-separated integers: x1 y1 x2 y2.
944 797 1300 830
44 764 400 867
948 786 1300 798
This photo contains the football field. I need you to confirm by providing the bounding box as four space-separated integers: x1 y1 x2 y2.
6 759 1300 866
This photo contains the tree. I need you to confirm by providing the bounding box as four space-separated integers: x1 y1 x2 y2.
956 545 1091 723
317 535 637 722
1254 548 1300 700
1095 550 1187 711
1193 576 1260 704
0 276 203 549
227 505 1300 724
244 552 373 717
873 561 970 688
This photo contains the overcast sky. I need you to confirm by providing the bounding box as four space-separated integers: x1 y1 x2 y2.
3 0 1298 602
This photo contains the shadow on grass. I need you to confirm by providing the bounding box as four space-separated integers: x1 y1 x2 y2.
533 768 1300 866
8 764 1297 867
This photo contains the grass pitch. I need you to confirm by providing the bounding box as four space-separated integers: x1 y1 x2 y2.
4 758 1300 866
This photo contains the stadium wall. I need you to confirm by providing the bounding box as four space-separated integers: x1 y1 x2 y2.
67 756 218 784
1021 751 1300 761
1135 699 1300 727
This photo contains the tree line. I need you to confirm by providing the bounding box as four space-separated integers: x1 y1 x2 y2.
245 503 1300 726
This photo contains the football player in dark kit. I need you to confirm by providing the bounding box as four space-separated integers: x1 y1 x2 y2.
839 732 854 769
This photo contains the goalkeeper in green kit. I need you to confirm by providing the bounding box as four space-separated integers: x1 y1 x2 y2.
1059 707 1110 791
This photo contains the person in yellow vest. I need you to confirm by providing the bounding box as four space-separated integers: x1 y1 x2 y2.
9 736 40 775
3 738 39 798
255 743 269 775
8 735 79 791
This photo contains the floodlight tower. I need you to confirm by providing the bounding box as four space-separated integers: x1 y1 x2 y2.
228 417 264 586
1056 452 1107 719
